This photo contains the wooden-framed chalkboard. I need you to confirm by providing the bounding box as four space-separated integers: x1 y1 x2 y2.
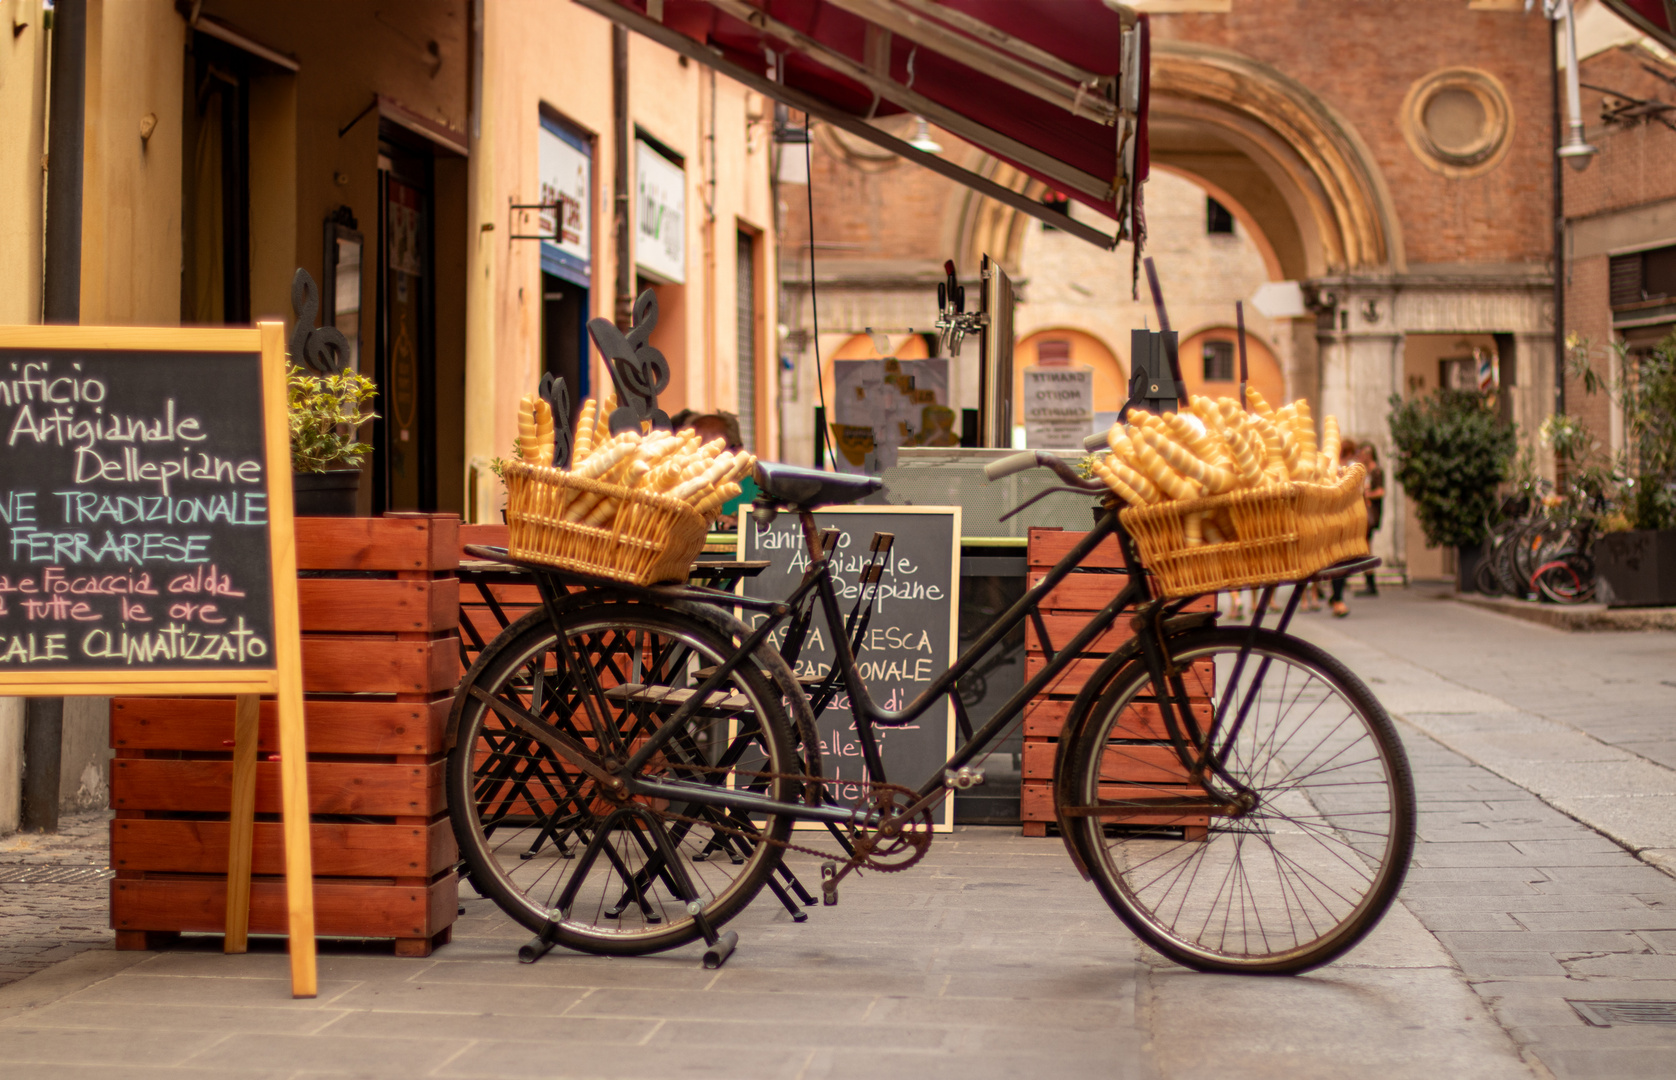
738 505 961 830
0 323 316 998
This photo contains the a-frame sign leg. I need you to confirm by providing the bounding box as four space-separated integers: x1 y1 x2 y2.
275 678 316 997
224 694 260 953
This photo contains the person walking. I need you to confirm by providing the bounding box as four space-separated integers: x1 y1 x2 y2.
1329 438 1363 617
1354 443 1385 597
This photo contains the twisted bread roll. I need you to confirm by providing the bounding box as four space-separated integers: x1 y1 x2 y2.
1141 427 1235 495
1129 434 1202 501
1163 411 1230 471
572 399 597 463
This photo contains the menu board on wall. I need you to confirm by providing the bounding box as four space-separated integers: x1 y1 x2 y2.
739 505 960 829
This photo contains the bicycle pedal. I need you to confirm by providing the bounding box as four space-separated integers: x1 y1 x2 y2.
820 860 839 906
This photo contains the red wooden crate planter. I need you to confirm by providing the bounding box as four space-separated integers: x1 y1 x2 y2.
110 514 462 957
1020 527 1214 838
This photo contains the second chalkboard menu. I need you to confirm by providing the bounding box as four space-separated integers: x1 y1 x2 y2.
739 505 961 829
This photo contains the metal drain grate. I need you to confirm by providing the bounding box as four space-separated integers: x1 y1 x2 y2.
0 865 114 885
1568 1000 1676 1027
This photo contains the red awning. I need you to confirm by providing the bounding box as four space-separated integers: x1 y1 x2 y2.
1601 1 1676 50
574 0 1148 249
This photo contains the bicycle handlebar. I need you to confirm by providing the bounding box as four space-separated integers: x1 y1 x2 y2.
985 450 1107 491
984 452 1042 481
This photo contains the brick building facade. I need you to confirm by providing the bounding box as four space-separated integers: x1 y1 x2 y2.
1564 38 1676 455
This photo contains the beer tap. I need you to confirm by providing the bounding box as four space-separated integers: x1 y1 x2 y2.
935 259 986 357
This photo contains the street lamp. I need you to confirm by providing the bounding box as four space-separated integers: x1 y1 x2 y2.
1551 0 1599 170
907 116 943 155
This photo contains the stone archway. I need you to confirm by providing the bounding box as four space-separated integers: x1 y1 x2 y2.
950 40 1403 281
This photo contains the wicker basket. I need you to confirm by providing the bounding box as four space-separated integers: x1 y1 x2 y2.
1119 465 1369 598
502 461 710 585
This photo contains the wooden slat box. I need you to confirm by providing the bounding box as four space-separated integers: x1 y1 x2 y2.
1020 527 1213 838
110 513 462 957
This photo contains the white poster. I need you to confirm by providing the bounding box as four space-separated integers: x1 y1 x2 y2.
538 123 590 273
832 358 955 473
635 140 686 283
1022 364 1095 448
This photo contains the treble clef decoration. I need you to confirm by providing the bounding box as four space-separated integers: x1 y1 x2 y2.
587 289 671 435
538 371 573 470
289 268 351 375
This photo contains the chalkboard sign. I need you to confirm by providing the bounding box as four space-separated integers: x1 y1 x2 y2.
0 324 316 997
0 328 295 690
739 505 961 829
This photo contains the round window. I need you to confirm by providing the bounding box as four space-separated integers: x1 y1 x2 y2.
1402 69 1512 177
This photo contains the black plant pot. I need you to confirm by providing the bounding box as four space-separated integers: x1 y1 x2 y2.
1593 529 1676 608
292 468 361 517
1456 541 1486 594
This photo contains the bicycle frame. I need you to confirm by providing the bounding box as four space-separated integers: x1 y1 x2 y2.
611 502 1221 821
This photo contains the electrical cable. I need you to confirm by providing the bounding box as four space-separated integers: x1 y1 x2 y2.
805 115 833 469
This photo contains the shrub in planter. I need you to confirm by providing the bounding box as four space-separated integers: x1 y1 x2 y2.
1573 332 1676 605
1388 389 1518 589
289 365 378 516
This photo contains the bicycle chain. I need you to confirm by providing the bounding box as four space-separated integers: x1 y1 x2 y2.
643 762 936 874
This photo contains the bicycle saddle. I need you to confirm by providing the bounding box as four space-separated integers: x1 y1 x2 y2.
754 461 882 509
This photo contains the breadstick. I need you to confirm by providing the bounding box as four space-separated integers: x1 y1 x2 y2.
1320 415 1341 479
1106 457 1159 504
1228 420 1265 488
1129 434 1201 501
1163 411 1231 471
572 433 638 480
1184 511 1204 547
1201 516 1226 545
572 399 598 464
1141 427 1235 495
1250 414 1289 481
1092 458 1146 505
670 452 736 503
1244 387 1277 423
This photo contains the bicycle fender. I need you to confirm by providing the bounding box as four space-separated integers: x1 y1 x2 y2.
1050 611 1218 878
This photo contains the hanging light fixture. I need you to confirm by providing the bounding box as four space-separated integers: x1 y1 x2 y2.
907 116 943 155
1552 0 1599 170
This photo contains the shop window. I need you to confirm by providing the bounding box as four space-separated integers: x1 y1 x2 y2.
1611 244 1676 309
1202 339 1235 382
1036 339 1073 366
1206 197 1234 236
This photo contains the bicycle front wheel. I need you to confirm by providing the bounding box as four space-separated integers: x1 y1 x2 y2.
1064 627 1415 974
448 598 799 956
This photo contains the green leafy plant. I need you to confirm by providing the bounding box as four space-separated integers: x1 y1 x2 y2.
288 364 379 473
1387 389 1518 548
1570 331 1676 531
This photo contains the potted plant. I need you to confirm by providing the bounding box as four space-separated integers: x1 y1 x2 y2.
1573 332 1676 606
1388 388 1518 591
290 364 378 516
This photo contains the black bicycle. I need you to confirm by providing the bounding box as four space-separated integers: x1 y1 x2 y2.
447 452 1416 975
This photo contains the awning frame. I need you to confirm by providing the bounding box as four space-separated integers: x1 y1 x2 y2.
574 0 1136 250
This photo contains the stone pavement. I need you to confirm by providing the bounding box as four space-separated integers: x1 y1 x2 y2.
0 829 1534 1080
0 588 1673 1077
0 810 114 987
1286 585 1676 1079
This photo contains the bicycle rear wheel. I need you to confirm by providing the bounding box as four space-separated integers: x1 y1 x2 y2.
1533 555 1595 604
448 598 799 955
1063 627 1415 974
